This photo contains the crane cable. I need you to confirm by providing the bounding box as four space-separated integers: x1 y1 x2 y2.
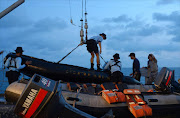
84 0 88 41
80 0 84 43
69 0 76 26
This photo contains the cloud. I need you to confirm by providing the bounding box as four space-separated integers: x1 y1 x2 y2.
153 11 180 25
103 14 132 23
33 17 67 32
138 25 161 36
157 0 180 5
88 12 180 54
0 11 32 28
0 15 76 63
153 11 180 42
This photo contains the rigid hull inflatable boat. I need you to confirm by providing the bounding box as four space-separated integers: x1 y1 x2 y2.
1 53 180 118
1 72 180 118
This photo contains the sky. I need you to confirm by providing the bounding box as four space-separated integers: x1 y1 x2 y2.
0 0 180 69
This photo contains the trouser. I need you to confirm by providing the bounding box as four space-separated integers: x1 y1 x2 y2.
146 72 158 84
86 39 98 53
134 73 141 82
6 70 20 84
111 71 123 83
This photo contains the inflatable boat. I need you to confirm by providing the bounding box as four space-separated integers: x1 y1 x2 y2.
1 53 180 118
4 53 141 84
1 71 180 118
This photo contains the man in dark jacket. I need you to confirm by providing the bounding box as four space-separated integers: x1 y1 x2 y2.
129 53 141 81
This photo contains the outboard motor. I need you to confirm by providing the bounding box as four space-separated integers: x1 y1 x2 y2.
154 67 174 92
5 74 97 118
6 74 59 118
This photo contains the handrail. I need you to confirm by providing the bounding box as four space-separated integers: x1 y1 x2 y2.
0 0 25 19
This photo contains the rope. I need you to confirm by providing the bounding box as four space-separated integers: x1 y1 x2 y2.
57 44 80 63
99 54 107 64
82 0 83 20
69 0 72 19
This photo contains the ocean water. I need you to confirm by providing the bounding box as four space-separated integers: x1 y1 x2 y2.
122 67 180 84
0 67 180 94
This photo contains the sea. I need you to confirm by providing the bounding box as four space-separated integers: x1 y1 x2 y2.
0 67 180 94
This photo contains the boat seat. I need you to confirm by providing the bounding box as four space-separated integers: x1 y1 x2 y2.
67 82 81 92
67 82 103 95
115 83 128 92
100 82 117 90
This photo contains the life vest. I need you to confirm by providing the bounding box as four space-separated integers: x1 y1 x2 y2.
100 83 126 104
123 89 152 118
7 57 17 69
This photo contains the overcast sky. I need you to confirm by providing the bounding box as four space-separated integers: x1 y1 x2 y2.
0 0 180 68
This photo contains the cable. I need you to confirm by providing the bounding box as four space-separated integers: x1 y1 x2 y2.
57 44 80 63
99 55 107 64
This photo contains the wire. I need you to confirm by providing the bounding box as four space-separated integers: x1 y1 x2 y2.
57 44 80 63
85 0 87 14
69 0 76 26
82 0 83 20
69 0 72 19
100 55 107 64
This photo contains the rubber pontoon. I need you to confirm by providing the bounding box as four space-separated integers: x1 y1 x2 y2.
4 53 141 84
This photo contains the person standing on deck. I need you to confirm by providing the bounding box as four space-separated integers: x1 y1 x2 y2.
104 53 123 83
4 47 32 84
129 53 141 81
145 54 158 84
81 33 106 71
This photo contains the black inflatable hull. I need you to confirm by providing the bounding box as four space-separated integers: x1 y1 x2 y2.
4 53 140 84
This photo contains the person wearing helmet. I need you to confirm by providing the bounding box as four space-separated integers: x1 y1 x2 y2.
104 53 123 83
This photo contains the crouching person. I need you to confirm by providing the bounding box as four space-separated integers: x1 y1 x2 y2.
104 53 123 83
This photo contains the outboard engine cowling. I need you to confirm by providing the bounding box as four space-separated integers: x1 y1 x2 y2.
14 74 58 118
154 67 174 92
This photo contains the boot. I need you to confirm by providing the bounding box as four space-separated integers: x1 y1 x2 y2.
97 64 102 71
90 63 94 70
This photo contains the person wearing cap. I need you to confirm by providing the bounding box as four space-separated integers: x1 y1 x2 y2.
4 47 32 84
82 33 106 70
145 54 158 84
104 53 123 83
129 53 141 81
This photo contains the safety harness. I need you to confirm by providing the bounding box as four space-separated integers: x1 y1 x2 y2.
7 57 17 69
110 59 121 70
